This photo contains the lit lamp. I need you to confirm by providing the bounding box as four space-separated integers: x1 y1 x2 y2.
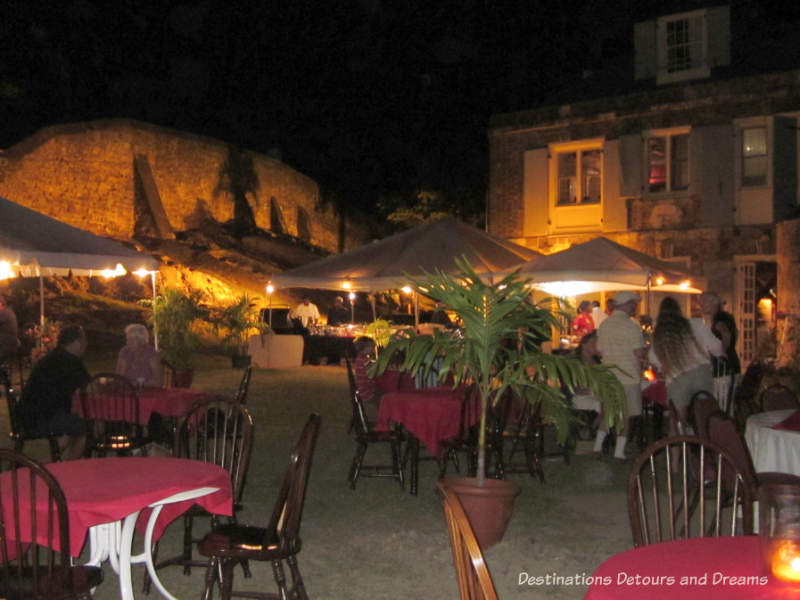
266 283 275 328
134 268 159 351
348 291 356 323
760 484 800 582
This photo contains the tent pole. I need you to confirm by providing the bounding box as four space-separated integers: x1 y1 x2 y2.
370 295 376 321
414 292 419 327
151 271 159 351
646 274 651 318
38 270 44 349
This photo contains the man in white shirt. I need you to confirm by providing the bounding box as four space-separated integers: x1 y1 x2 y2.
595 291 647 460
290 296 320 328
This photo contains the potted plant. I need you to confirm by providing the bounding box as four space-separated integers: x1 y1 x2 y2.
372 258 625 546
150 287 206 387
215 294 267 368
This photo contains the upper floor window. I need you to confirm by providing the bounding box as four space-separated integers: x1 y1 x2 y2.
556 148 602 205
656 9 711 84
647 131 689 193
742 127 767 187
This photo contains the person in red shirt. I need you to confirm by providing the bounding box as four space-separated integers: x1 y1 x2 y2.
571 300 595 339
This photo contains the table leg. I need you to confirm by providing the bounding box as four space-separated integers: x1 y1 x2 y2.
410 436 420 496
119 510 143 600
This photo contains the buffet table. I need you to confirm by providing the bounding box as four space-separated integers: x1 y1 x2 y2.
745 409 800 476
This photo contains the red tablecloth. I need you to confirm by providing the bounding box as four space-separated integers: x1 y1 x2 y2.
1 457 232 557
773 410 800 431
73 387 206 424
585 536 799 599
642 380 667 407
376 387 477 456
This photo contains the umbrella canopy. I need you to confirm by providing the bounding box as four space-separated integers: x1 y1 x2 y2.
0 196 158 277
270 217 540 292
514 237 704 296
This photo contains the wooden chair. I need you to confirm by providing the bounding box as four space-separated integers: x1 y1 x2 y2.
759 383 799 412
436 481 498 600
689 390 719 440
233 366 253 405
345 357 404 489
81 373 147 457
145 398 255 592
0 449 103 599
493 393 547 483
627 435 754 547
4 384 61 463
199 414 321 600
730 361 765 430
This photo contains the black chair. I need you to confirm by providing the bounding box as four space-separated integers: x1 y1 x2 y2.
759 383 799 412
492 392 547 483
145 398 255 593
627 435 754 547
689 390 719 440
345 357 404 490
0 449 103 599
5 384 61 463
199 414 321 600
233 366 253 405
81 373 147 457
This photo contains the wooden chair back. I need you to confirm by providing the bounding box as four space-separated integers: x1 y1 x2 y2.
436 482 498 600
177 398 254 505
689 390 719 440
731 361 765 428
760 383 799 412
82 372 143 455
266 414 321 551
233 366 253 405
0 449 101 598
627 435 754 548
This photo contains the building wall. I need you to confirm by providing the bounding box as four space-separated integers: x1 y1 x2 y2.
0 119 364 253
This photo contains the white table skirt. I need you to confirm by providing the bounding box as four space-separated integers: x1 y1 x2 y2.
744 409 800 475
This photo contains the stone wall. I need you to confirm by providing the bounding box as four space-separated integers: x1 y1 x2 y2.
0 119 364 253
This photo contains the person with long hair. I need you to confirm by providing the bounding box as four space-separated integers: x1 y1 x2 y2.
649 296 722 432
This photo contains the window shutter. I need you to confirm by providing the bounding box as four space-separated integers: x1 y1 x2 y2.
774 115 798 221
706 5 731 68
634 20 657 80
619 134 643 197
523 148 549 237
693 125 735 227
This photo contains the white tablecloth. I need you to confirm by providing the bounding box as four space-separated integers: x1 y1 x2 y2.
744 409 800 475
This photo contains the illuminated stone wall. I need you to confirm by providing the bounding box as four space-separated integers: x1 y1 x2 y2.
0 119 360 253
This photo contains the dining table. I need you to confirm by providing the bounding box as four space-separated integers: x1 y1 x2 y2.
584 536 798 599
73 386 207 424
12 456 233 600
376 386 477 495
744 409 800 476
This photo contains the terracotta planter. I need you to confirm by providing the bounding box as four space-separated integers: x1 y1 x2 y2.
442 476 521 549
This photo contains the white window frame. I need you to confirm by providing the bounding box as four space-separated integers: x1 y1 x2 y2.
740 125 769 188
550 139 604 207
656 9 710 85
644 127 691 195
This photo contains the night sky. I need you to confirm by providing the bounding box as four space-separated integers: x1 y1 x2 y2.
2 1 799 229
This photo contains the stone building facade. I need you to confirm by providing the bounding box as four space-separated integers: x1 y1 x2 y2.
0 119 363 254
488 5 800 366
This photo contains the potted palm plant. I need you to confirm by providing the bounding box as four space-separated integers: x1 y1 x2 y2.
216 294 267 368
151 287 206 387
372 258 625 547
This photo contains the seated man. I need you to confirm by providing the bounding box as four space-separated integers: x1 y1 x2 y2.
20 325 90 460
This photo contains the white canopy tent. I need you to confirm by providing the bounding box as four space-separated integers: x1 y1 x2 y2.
0 196 160 328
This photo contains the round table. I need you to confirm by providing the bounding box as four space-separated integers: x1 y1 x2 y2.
585 536 800 599
744 409 800 476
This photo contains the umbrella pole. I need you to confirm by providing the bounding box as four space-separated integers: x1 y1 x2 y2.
414 292 419 327
39 271 44 333
370 295 376 321
646 275 651 318
150 271 159 351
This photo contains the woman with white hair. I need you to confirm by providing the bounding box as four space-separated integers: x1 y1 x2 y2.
116 323 163 387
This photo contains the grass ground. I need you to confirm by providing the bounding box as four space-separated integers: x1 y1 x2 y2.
3 356 635 599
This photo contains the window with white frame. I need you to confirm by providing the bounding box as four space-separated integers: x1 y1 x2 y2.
741 126 767 187
556 148 602 205
657 9 709 84
646 131 689 193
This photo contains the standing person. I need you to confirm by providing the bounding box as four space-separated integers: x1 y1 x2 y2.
594 291 647 461
571 300 595 339
290 296 320 328
649 297 722 433
116 323 162 388
327 296 350 326
19 325 90 460
700 292 741 376
0 294 19 387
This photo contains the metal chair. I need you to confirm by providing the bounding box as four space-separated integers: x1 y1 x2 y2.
4 382 61 463
145 398 254 592
233 366 253 405
436 481 498 600
81 372 147 457
199 414 321 600
627 435 755 547
0 449 103 599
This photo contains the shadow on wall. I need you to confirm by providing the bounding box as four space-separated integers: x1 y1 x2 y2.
216 146 259 237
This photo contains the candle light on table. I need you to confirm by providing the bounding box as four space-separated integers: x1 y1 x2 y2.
771 539 800 582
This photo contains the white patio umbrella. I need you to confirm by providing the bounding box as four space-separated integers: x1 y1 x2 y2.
0 196 160 329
